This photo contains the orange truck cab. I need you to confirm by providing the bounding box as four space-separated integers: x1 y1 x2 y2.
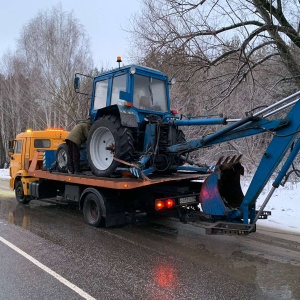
8 129 69 202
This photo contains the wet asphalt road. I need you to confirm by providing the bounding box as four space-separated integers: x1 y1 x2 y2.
1 179 300 300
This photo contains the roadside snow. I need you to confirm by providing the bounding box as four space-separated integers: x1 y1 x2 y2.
241 178 300 234
1 168 299 233
0 169 10 179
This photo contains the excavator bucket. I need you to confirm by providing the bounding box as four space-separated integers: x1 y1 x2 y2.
200 156 244 216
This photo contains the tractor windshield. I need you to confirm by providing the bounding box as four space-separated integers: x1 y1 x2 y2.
133 74 168 112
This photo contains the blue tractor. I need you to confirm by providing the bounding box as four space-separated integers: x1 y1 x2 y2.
75 63 226 178
74 61 300 232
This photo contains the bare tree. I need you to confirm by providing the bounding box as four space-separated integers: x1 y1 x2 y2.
0 4 94 165
0 52 35 166
125 0 300 171
130 0 300 108
17 3 93 129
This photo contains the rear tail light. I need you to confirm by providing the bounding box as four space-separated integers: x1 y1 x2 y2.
156 200 165 210
166 198 175 209
155 198 175 211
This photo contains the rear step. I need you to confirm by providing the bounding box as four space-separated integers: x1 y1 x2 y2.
180 210 271 235
205 222 256 235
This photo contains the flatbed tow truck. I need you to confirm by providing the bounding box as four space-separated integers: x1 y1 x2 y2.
9 129 209 231
27 151 208 229
12 147 265 234
9 61 300 235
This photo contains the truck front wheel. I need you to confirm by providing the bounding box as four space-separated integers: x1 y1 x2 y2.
15 181 31 204
83 193 105 227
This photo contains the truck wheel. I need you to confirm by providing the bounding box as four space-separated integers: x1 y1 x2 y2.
15 181 31 204
83 193 104 227
87 115 134 177
56 143 69 172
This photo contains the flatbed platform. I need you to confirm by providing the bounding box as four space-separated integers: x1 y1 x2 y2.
28 152 207 190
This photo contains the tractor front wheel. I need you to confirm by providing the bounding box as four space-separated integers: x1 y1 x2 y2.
87 115 134 177
56 143 69 172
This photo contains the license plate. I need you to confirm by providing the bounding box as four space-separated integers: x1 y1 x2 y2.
179 196 196 205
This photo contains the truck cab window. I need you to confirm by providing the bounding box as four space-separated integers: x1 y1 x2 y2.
34 139 51 148
94 79 109 109
111 74 127 106
14 140 22 154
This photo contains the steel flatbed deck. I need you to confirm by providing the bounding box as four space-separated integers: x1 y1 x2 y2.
28 152 207 190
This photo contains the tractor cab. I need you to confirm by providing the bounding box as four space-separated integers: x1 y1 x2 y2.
75 64 176 126
92 65 170 116
74 62 182 178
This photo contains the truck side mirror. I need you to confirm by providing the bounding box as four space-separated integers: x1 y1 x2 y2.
8 140 14 156
74 72 93 96
74 76 80 91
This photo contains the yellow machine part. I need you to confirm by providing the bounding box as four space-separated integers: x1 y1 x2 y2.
20 177 40 196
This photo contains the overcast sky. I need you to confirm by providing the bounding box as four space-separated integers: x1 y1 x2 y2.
0 0 141 68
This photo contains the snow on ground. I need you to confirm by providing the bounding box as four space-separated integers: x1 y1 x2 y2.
241 178 300 234
0 169 10 179
0 169 299 233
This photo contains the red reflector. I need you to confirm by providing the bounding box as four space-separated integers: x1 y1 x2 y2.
166 198 175 209
171 109 178 114
156 200 165 210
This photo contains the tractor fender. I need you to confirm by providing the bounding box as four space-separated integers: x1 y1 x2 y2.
95 105 138 128
80 187 107 217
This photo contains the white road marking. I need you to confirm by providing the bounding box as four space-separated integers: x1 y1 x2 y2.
0 236 96 300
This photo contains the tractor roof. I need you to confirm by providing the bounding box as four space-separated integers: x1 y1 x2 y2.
95 64 168 79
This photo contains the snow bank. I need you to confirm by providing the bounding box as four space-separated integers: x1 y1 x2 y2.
0 169 10 179
241 178 300 233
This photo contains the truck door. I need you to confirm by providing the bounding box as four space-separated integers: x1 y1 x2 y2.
9 139 24 188
24 137 31 170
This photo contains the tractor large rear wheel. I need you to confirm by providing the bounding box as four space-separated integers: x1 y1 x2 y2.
87 115 134 177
